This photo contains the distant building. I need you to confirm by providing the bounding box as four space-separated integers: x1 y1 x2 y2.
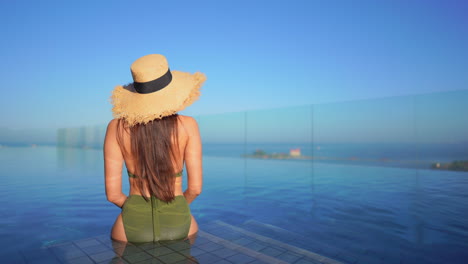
57 125 106 148
290 148 301 157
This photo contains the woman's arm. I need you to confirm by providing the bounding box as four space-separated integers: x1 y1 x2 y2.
183 117 203 204
104 119 127 208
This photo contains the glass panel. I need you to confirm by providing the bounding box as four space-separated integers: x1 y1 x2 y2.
414 90 468 167
311 96 419 249
411 90 468 246
194 112 249 224
196 111 246 157
313 95 417 168
243 105 315 223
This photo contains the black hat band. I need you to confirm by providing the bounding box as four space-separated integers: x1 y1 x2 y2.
133 68 172 94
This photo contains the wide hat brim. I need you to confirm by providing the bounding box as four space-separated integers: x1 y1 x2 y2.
110 70 206 126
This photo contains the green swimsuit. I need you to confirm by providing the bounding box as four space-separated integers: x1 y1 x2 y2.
121 170 191 243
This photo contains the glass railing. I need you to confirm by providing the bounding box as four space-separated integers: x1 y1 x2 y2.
53 89 468 172
197 89 468 172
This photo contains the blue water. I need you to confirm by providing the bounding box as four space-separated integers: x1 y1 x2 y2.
204 142 468 167
1 146 468 263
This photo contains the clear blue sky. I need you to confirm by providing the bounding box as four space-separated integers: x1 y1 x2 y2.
0 0 467 131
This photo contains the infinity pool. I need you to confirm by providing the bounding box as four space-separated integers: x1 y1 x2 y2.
1 146 467 263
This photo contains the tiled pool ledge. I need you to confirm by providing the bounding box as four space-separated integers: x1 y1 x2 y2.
20 221 344 264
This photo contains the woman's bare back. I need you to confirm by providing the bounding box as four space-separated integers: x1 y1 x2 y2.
120 115 190 197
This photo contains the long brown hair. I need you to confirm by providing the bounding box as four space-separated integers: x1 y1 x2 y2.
116 114 180 203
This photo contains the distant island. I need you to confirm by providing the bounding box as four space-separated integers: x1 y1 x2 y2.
243 148 313 160
243 148 395 162
431 160 468 172
243 149 468 172
243 148 392 162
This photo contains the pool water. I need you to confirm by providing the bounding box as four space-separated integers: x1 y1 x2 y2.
1 146 467 263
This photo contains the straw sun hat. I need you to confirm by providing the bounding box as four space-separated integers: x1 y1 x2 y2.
110 54 206 126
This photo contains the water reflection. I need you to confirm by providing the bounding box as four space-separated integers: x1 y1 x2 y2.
108 235 198 264
56 146 103 170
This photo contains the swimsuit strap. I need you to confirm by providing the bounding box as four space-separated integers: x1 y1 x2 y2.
127 170 183 178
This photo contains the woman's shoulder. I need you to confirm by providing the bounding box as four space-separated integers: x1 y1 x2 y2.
105 119 119 133
177 115 200 134
106 118 126 132
177 115 198 126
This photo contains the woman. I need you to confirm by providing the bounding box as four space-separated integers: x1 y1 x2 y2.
103 54 206 243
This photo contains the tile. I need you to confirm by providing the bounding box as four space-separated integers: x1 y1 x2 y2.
123 251 153 263
81 244 112 255
295 240 322 253
208 260 233 264
192 237 211 247
200 225 224 233
244 241 268 252
212 230 243 241
188 247 206 257
26 258 61 264
94 234 110 240
294 257 323 264
248 260 269 264
157 252 188 264
194 252 223 264
211 247 238 258
147 246 175 257
276 251 302 263
136 242 164 251
232 237 255 246
99 239 128 250
173 258 199 264
46 242 75 248
122 245 144 256
74 238 102 248
196 241 224 252
64 255 95 264
166 241 192 252
259 246 285 257
174 248 196 258
49 243 80 251
98 257 129 264
132 258 164 264
89 250 118 263
226 253 257 264
49 244 87 261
